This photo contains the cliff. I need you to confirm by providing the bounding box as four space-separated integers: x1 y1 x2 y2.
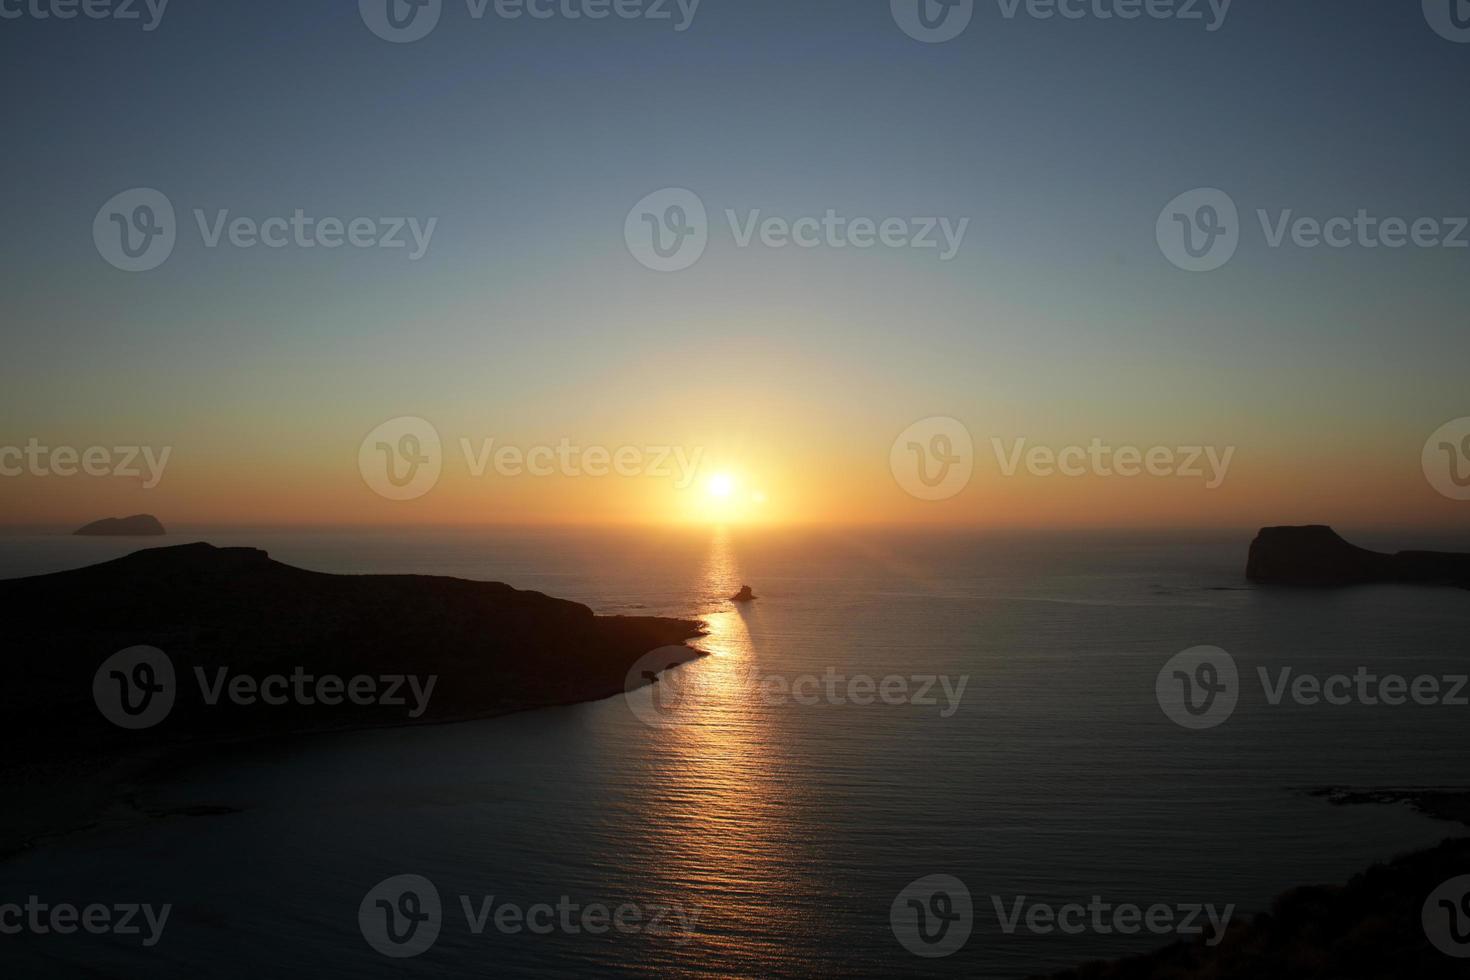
1246 525 1470 588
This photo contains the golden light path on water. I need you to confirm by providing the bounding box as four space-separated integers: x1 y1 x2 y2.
631 526 831 973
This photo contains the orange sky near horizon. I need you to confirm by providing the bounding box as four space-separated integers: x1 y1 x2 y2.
1 421 1466 531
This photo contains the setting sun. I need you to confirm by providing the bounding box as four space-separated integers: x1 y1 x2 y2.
708 473 735 498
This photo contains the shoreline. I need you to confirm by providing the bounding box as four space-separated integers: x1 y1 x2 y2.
1035 788 1470 978
0 541 710 859
2 641 708 860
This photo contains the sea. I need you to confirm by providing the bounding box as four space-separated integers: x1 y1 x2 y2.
1 525 1467 978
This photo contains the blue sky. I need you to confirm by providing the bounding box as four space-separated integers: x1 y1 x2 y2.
2 0 1468 525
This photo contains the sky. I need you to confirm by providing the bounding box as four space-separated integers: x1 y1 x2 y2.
2 0 1468 528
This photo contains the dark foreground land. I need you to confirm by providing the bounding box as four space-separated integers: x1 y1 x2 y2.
0 543 705 853
1037 790 1470 979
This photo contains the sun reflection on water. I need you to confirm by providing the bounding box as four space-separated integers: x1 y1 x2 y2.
632 526 827 969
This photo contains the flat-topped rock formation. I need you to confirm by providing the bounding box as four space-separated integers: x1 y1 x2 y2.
1246 525 1470 588
74 514 166 536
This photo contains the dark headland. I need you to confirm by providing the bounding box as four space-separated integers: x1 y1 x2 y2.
1247 525 1470 588
0 543 705 853
74 514 166 536
1034 817 1470 979
1033 525 1470 978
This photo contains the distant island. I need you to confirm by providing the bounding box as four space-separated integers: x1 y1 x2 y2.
1247 525 1470 588
0 543 705 853
74 514 166 536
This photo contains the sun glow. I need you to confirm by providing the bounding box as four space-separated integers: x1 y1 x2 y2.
684 469 770 523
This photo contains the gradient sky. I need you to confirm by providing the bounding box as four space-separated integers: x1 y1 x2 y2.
2 1 1468 527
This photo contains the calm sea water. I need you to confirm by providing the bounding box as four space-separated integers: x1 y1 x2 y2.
2 526 1467 978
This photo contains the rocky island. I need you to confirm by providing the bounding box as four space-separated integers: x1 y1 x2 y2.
1246 525 1470 588
0 543 705 853
74 514 167 536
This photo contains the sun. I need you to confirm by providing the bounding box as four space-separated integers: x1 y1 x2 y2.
707 472 735 498
682 468 770 523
